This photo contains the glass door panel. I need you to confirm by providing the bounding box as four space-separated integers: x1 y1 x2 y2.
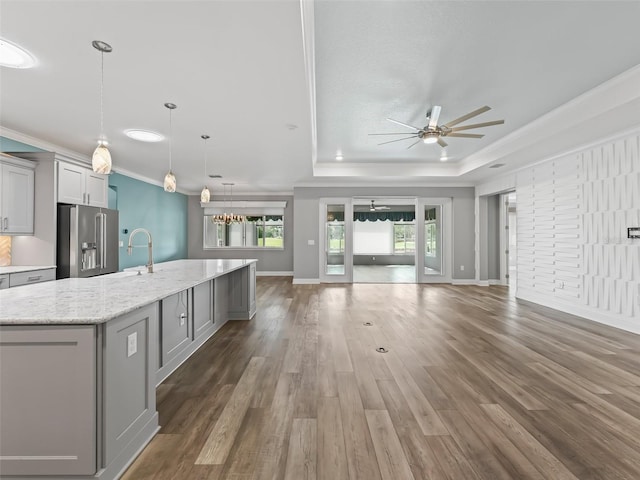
320 200 352 283
325 204 345 275
424 205 442 275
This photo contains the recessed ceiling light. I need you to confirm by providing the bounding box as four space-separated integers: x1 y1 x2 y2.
335 154 343 161
125 129 164 142
208 174 222 178
0 38 36 69
489 163 506 169
285 123 298 130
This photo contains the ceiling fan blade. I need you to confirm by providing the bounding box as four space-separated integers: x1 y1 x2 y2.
387 118 421 131
449 120 504 132
428 105 441 129
368 132 420 136
443 106 491 128
446 133 485 138
437 137 448 148
377 136 418 145
407 139 422 149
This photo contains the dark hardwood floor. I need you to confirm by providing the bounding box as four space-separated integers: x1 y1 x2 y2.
121 278 640 480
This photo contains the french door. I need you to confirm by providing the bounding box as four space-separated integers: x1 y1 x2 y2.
319 198 353 283
416 198 452 283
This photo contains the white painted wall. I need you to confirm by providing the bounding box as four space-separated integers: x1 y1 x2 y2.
353 220 393 254
516 132 640 333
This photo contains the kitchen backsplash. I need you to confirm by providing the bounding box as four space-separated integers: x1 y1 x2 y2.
0 236 11 266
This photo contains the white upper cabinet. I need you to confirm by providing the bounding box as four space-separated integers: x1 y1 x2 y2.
57 161 108 208
0 159 35 235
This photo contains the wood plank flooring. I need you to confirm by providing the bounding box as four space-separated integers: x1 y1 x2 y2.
121 279 640 480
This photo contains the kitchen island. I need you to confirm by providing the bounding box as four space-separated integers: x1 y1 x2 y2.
0 259 257 480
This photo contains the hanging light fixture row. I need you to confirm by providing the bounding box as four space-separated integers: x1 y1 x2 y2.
91 40 112 174
163 102 177 192
211 183 245 224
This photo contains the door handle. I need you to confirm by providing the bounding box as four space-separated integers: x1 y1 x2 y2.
27 275 42 282
3 217 8 231
95 214 102 268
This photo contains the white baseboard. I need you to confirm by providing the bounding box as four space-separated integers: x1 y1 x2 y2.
477 280 490 287
489 279 503 285
517 290 640 335
256 271 293 277
292 278 320 285
451 279 478 285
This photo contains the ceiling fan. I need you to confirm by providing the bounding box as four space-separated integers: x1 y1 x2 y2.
369 200 390 211
370 105 504 148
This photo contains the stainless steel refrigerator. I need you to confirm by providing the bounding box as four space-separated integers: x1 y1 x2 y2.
57 205 119 279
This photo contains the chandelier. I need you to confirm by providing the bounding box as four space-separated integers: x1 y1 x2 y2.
211 183 245 224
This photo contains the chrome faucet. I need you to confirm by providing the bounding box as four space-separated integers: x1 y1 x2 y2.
127 228 154 273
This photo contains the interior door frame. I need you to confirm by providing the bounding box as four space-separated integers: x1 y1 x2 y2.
319 198 353 283
417 197 452 283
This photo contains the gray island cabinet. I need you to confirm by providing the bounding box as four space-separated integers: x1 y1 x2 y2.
0 259 256 480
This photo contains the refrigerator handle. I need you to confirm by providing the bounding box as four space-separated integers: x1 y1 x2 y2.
95 213 102 269
102 213 107 269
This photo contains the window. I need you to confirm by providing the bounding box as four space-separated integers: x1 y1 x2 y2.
327 223 345 254
393 223 415 254
203 215 284 249
425 221 437 257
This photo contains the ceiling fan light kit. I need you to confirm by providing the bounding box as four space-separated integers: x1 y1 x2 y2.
91 40 113 174
371 105 504 152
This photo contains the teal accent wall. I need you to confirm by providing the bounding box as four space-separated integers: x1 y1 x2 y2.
0 136 46 152
108 173 188 270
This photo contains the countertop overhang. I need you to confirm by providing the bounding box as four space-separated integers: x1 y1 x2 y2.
0 259 257 325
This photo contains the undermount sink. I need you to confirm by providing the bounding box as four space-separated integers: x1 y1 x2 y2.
107 266 162 278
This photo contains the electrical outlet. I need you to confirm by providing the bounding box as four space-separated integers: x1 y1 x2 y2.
127 332 138 357
119 240 124 247
308 239 315 246
372 256 376 261
460 265 465 271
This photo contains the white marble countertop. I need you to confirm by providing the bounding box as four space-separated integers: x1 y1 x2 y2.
0 259 257 325
0 265 56 275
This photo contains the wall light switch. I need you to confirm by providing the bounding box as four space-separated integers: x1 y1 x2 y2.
460 265 465 271
308 239 315 246
119 240 124 247
127 332 138 357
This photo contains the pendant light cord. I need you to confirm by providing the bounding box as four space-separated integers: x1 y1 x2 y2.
169 108 173 171
100 51 104 143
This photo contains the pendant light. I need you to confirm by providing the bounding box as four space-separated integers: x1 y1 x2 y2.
200 135 211 203
91 40 112 174
163 102 177 192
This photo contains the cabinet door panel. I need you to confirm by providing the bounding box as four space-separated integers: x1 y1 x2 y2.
160 290 190 365
1 163 34 234
57 162 86 204
86 171 108 207
193 281 213 339
0 325 96 475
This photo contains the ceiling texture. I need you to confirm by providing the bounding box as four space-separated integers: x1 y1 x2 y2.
2 1 640 193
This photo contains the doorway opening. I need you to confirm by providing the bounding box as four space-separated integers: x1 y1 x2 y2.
500 191 517 293
352 200 416 283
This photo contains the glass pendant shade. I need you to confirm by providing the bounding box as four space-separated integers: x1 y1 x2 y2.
163 171 176 192
92 143 112 174
200 186 210 203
